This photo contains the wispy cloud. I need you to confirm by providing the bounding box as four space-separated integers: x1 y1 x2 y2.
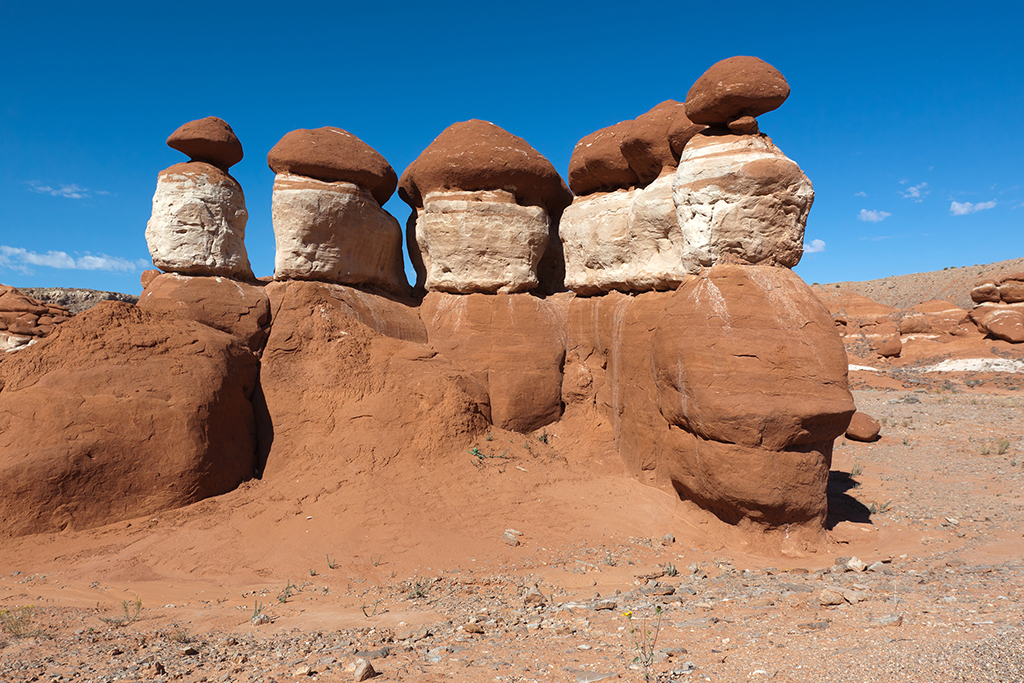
900 182 928 202
0 246 148 274
803 239 826 254
26 181 105 200
855 191 867 197
950 200 997 216
858 209 891 223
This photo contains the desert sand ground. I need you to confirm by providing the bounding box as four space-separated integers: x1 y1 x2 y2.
2 266 1023 683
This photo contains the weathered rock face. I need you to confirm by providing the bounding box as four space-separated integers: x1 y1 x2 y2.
421 292 567 432
257 280 489 481
166 116 244 170
146 162 254 280
562 266 854 530
271 174 409 296
0 285 71 351
399 120 572 294
621 100 705 186
970 303 1024 343
138 273 271 353
412 190 549 294
673 132 813 269
561 174 694 294
685 56 790 126
267 127 397 206
0 303 259 537
567 121 638 196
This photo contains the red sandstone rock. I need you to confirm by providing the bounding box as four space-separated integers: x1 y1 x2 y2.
398 119 572 219
421 292 567 432
874 333 903 357
0 302 258 537
141 269 160 289
267 128 397 206
258 280 489 482
970 279 1000 303
166 116 244 170
567 121 638 196
970 303 1024 343
685 56 790 126
138 273 271 353
727 115 760 135
846 411 881 442
998 273 1024 303
620 100 705 186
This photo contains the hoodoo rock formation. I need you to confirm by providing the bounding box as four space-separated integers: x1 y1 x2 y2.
0 285 71 352
268 128 409 296
399 120 572 294
1 56 864 546
560 101 706 294
145 117 254 280
969 273 1024 343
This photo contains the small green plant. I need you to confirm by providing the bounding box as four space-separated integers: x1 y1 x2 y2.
850 463 863 478
251 601 264 621
0 606 42 638
361 599 382 618
485 431 494 442
277 580 297 604
372 554 383 567
537 431 548 444
407 578 432 600
869 500 893 515
625 606 663 682
309 567 317 577
603 551 617 567
996 437 1011 455
663 563 678 577
326 553 337 569
100 597 142 627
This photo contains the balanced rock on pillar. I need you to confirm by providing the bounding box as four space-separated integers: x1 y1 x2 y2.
268 128 409 296
398 119 572 294
672 132 813 269
146 117 254 280
684 56 790 128
561 101 705 295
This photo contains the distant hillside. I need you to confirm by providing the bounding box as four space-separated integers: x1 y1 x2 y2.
16 287 138 314
812 257 1024 310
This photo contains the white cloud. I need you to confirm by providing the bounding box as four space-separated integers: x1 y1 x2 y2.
950 200 997 216
26 181 103 199
855 191 867 197
858 209 891 223
803 239 826 253
0 246 148 273
900 182 928 201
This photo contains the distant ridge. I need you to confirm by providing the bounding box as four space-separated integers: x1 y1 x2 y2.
16 287 138 314
812 257 1024 310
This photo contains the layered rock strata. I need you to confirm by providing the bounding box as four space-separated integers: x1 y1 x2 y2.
146 117 253 280
399 119 572 294
672 132 813 269
268 128 409 296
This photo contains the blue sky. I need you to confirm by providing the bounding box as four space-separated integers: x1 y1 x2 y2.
2 1 1021 293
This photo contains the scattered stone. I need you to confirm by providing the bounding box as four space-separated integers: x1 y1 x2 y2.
846 557 869 572
867 561 888 572
592 599 617 611
502 531 522 547
293 664 312 676
353 658 377 681
661 533 675 545
798 620 830 630
846 411 882 442
181 646 199 656
463 622 484 634
871 614 904 627
524 586 546 606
